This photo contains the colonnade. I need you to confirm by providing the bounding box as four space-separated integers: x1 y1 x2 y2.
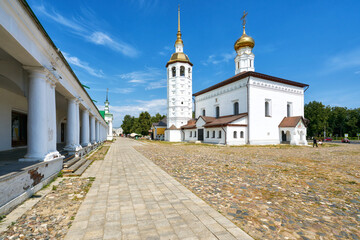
20 67 108 162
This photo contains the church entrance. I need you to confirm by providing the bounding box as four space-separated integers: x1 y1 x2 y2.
281 131 286 142
198 129 204 141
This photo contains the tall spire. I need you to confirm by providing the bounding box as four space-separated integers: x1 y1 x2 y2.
175 5 183 46
106 88 109 101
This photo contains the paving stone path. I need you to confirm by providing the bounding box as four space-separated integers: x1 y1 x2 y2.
65 138 253 240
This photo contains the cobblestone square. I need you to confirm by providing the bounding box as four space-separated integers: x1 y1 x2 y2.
136 141 360 240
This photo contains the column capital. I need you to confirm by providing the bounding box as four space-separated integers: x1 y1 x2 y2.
23 66 58 86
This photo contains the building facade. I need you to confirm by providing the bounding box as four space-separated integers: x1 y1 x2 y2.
177 13 308 145
0 0 108 214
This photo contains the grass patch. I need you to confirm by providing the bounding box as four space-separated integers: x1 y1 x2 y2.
0 215 6 222
88 146 110 160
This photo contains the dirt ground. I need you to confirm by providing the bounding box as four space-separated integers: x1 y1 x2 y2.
135 141 360 240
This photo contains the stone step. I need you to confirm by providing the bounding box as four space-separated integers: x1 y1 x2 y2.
63 156 80 168
64 160 93 176
63 157 87 173
63 154 75 162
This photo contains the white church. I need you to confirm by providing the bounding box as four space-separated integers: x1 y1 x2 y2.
165 10 309 145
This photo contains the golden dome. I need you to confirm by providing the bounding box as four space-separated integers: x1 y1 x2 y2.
166 52 193 67
234 27 255 51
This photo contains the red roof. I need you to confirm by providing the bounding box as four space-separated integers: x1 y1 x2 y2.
193 71 309 97
203 113 248 128
181 119 197 129
278 116 305 128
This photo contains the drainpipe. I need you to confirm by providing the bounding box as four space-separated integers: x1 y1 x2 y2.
246 76 251 144
192 96 196 119
221 126 227 145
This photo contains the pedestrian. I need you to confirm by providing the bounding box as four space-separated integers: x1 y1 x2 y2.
313 137 318 148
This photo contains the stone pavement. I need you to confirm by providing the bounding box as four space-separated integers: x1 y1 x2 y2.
65 138 253 240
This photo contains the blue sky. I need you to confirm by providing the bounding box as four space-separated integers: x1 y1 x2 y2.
27 0 360 127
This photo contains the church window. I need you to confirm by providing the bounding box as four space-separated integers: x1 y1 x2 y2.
233 131 237 138
190 131 192 137
172 67 176 77
287 102 293 117
180 66 185 76
181 101 183 105
215 106 220 118
212 131 215 138
202 109 206 116
265 99 272 117
240 131 244 138
233 102 239 115
218 130 222 138
206 131 209 138
194 131 196 137
188 68 191 77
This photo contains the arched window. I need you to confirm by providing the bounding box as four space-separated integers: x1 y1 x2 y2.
188 68 191 77
206 131 209 138
287 102 292 117
194 131 196 137
216 106 220 118
233 131 237 138
190 131 192 137
180 66 185 76
265 100 271 117
234 102 239 115
172 67 176 77
212 131 215 138
202 109 206 116
240 131 244 138
218 130 222 138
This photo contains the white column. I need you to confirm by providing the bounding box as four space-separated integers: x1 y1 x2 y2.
21 68 48 161
65 98 80 151
75 101 81 148
95 120 99 143
81 109 90 147
90 115 96 144
47 78 58 154
21 67 60 161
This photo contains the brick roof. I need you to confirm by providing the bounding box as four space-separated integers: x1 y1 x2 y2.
193 71 309 97
181 119 197 129
278 116 305 128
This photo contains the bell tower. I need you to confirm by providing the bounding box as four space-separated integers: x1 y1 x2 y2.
165 6 193 142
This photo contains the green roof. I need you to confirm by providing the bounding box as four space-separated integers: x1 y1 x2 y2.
99 110 105 119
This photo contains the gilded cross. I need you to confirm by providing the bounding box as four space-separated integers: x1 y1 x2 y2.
241 11 248 27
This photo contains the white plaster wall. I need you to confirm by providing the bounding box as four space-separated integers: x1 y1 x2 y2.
226 126 247 145
203 128 225 144
183 129 198 141
195 78 247 118
0 88 27 151
165 129 182 142
167 62 192 128
248 76 305 144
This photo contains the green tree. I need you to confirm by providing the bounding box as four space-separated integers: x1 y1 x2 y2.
121 115 134 134
304 101 330 137
138 111 152 135
150 113 165 124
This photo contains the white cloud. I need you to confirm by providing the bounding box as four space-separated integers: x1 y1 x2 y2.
202 53 234 66
62 52 104 78
87 32 138 57
118 67 166 90
159 46 172 56
92 88 134 94
36 5 85 32
321 47 360 74
35 5 138 57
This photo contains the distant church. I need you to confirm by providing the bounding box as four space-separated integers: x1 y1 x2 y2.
165 10 308 145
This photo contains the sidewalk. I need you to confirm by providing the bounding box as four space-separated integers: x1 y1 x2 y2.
65 138 253 240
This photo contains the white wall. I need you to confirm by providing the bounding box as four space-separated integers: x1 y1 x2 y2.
0 88 28 151
195 78 247 118
248 76 305 144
